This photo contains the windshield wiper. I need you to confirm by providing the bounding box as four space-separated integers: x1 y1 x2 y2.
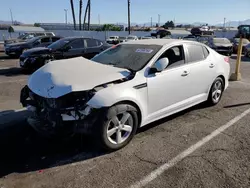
117 66 135 74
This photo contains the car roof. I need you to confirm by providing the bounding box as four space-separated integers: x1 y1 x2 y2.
62 36 99 40
124 39 202 46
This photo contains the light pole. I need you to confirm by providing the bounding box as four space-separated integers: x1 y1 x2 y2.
10 8 14 25
158 14 160 27
128 0 131 34
64 9 68 25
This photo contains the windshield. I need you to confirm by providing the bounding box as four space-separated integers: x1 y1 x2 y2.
17 33 27 39
109 37 116 39
91 44 162 72
213 38 230 44
47 38 71 50
119 37 127 40
26 36 40 43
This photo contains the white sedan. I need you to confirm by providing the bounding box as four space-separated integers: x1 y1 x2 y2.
20 39 230 151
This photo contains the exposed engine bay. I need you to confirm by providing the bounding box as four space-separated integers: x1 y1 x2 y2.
20 76 133 137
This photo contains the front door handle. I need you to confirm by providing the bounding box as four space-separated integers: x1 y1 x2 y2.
181 70 189 76
209 63 215 68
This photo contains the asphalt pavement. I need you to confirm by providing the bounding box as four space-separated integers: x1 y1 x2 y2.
0 53 250 188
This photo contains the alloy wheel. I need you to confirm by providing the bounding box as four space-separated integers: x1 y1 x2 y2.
106 112 133 145
212 80 223 103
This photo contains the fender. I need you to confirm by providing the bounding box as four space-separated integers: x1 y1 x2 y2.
87 81 148 120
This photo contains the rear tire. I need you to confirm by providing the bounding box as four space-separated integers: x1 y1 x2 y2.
206 77 224 106
95 104 139 151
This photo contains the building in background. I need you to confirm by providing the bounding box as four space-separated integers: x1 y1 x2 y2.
39 23 124 31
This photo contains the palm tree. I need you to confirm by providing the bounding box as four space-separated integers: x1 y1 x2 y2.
83 0 90 30
79 0 83 30
128 0 131 34
70 0 76 30
87 0 91 30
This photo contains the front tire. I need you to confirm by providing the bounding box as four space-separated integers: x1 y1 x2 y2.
207 77 224 106
95 104 139 151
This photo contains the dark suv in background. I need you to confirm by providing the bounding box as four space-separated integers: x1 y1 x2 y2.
4 36 61 57
4 32 55 46
19 37 112 71
151 29 171 38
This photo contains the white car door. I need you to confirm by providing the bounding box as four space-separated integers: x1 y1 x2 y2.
184 43 217 98
146 45 193 121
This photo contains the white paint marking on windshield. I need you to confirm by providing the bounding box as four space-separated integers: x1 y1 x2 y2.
135 49 153 53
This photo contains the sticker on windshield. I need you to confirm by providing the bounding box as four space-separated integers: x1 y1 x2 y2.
136 48 153 53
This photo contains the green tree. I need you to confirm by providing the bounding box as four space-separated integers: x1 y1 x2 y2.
34 23 41 27
162 21 175 29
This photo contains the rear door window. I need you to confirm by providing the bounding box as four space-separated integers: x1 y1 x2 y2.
85 39 98 48
41 37 51 43
186 44 205 63
52 37 61 42
69 39 85 49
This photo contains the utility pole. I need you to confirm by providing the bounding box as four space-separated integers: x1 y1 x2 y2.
128 0 131 34
98 14 101 25
64 9 68 25
10 8 14 25
151 17 152 28
223 17 226 29
158 14 160 27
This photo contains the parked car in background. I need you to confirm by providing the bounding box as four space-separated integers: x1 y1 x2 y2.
126 35 138 41
106 36 119 45
232 38 250 53
244 43 250 58
118 36 127 43
5 35 62 57
139 36 153 40
19 37 111 71
4 32 55 46
151 29 171 38
183 35 198 41
208 38 233 56
191 25 214 36
20 39 230 151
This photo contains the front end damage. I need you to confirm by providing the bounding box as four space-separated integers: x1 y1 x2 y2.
20 85 105 137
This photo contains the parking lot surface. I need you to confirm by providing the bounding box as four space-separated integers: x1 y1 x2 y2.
0 52 250 188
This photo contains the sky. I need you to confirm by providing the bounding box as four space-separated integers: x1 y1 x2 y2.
0 0 249 25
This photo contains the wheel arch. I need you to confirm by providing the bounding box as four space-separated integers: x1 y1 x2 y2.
112 100 142 128
217 75 226 90
207 74 226 97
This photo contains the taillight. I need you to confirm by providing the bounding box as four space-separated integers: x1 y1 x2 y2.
224 57 230 63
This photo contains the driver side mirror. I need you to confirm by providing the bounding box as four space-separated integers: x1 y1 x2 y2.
149 57 169 74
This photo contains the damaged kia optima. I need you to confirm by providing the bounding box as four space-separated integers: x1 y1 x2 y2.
20 39 230 150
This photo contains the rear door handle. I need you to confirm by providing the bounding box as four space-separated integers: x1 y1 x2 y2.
181 71 189 76
209 63 215 68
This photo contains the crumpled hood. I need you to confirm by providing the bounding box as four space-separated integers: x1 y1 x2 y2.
214 42 232 47
28 57 130 98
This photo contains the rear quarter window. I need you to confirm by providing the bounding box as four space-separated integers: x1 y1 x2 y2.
202 46 209 58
